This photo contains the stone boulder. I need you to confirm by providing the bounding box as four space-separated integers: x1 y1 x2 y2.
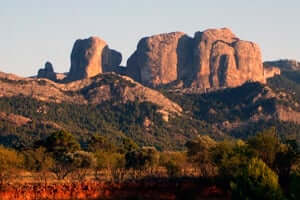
67 36 122 81
37 62 57 81
126 28 270 89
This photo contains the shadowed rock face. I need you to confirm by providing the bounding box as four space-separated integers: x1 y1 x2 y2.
37 62 57 81
67 37 122 81
264 59 300 71
126 28 269 89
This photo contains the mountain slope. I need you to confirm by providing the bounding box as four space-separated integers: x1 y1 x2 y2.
1 71 300 150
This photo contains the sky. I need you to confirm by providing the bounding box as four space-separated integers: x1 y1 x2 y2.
0 0 299 77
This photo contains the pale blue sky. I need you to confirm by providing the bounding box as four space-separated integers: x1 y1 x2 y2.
1 0 299 76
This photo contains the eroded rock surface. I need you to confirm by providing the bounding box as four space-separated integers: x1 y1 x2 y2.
67 37 122 81
126 32 194 87
126 28 270 89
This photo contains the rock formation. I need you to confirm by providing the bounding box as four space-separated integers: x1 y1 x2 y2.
37 62 57 81
126 32 194 87
67 37 122 81
264 66 281 80
264 59 300 71
126 28 271 89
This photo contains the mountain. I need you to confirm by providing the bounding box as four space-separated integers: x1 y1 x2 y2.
127 28 268 88
264 59 300 71
37 28 279 90
2 29 299 150
0 71 197 150
1 69 300 150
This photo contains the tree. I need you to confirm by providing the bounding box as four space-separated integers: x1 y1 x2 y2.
22 147 54 172
50 153 75 180
40 130 80 156
22 147 54 185
248 128 299 186
125 147 159 170
231 158 284 200
94 151 125 181
87 134 117 153
164 160 181 178
212 139 256 187
69 151 96 181
247 128 281 168
274 139 300 186
0 145 23 186
185 135 217 177
121 137 139 153
37 130 81 180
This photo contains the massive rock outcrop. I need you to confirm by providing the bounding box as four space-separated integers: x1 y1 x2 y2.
126 28 271 89
67 37 122 81
126 32 194 87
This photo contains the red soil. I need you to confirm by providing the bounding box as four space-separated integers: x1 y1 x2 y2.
0 178 229 200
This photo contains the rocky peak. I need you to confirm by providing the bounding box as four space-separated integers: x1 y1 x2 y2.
126 28 271 90
37 61 57 81
67 36 122 81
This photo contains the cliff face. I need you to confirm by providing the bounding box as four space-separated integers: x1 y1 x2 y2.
36 28 279 90
126 28 272 89
126 32 194 87
67 37 122 81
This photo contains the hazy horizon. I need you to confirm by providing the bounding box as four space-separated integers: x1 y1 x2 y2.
1 0 300 77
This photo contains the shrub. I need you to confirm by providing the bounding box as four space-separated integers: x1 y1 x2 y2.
186 135 217 177
125 147 159 170
68 151 96 181
0 145 23 185
22 147 54 172
164 160 181 178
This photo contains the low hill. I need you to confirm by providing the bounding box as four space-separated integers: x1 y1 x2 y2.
0 70 300 150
